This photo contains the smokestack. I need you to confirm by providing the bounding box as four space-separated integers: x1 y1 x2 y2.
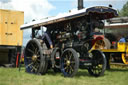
78 0 84 10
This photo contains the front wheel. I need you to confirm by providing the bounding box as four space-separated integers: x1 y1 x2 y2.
24 39 48 75
88 50 106 77
61 48 79 77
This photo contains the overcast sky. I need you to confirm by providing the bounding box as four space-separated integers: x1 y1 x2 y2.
0 0 128 46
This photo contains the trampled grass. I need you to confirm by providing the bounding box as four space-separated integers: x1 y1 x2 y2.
0 67 128 85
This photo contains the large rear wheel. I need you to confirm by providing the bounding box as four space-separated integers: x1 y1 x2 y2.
61 48 79 77
24 39 48 75
88 50 106 77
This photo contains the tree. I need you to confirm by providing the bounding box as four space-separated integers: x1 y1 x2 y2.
119 1 128 16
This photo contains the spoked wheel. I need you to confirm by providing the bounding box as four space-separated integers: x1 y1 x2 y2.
122 53 128 64
61 48 79 77
88 50 106 77
24 39 48 75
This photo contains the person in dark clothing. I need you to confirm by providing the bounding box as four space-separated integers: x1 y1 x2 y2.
41 26 53 49
42 32 53 49
118 34 126 42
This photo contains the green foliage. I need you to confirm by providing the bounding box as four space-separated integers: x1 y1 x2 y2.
119 1 128 16
0 67 128 85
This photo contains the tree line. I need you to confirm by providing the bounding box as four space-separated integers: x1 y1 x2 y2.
119 1 128 16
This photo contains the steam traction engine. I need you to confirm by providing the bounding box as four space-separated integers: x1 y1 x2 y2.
21 6 118 77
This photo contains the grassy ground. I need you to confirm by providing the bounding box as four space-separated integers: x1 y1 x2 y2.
0 67 128 85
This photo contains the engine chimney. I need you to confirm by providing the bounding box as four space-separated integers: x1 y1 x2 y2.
78 0 84 10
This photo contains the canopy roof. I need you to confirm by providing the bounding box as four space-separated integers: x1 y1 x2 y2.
21 6 118 30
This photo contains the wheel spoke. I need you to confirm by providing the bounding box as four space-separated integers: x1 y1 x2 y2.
31 68 34 72
36 50 40 55
70 66 74 72
98 64 102 68
34 62 39 70
31 66 37 72
35 48 38 54
31 61 39 72
27 48 35 54
31 43 35 49
64 65 68 70
26 57 32 59
96 67 101 73
94 67 97 74
36 59 40 62
27 57 40 72
65 66 69 72
66 55 69 60
70 61 75 64
27 62 34 67
69 53 73 60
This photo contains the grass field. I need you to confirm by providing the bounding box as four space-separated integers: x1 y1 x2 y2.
0 66 128 85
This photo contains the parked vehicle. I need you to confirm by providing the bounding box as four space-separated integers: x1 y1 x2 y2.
0 9 24 67
21 6 118 77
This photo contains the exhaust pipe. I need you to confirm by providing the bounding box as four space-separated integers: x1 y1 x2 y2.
78 0 84 10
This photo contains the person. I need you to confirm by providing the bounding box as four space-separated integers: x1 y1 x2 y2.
119 38 126 42
41 26 53 49
118 34 126 42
